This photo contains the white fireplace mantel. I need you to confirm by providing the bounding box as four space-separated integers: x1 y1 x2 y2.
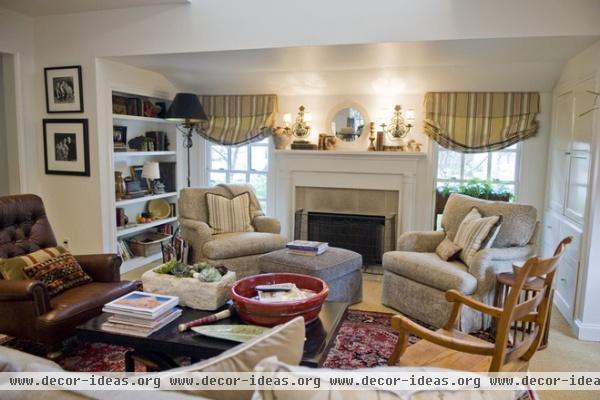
271 150 428 241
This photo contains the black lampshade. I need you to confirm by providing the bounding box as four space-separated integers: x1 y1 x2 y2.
166 93 208 123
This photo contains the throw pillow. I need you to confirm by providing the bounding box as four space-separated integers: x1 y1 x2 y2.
165 316 306 400
254 358 524 400
0 246 67 280
206 192 254 234
21 252 92 296
435 237 462 261
453 207 501 265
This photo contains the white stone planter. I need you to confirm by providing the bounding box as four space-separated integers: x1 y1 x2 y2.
141 269 237 311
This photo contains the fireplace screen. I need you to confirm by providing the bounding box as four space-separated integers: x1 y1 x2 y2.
301 211 386 264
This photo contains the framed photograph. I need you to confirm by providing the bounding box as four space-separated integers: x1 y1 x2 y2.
43 119 90 176
113 125 127 151
44 66 84 113
130 165 150 192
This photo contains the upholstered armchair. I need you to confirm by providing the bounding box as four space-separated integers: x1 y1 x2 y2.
178 184 287 278
0 194 139 346
382 194 538 333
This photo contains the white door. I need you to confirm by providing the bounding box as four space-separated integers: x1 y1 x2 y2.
548 91 574 212
565 152 590 224
572 78 596 152
564 79 595 224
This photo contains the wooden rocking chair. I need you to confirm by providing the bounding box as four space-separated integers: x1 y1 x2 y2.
388 237 572 372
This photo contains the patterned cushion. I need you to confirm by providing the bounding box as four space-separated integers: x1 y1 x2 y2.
22 253 92 296
435 237 462 261
0 246 67 280
453 207 501 264
206 192 254 234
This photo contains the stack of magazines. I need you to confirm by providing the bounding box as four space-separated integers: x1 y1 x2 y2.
101 291 181 337
286 240 329 256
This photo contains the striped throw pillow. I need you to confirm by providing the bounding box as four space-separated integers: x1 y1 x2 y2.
206 192 255 234
0 246 67 280
453 207 501 265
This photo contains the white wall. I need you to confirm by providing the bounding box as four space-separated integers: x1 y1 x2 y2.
0 8 36 195
0 55 8 196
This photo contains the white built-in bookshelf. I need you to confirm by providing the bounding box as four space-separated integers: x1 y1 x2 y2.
110 90 181 273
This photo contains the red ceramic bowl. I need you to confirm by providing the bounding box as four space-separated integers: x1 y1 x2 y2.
229 273 329 327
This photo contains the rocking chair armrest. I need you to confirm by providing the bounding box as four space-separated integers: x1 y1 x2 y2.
391 314 495 356
445 289 503 318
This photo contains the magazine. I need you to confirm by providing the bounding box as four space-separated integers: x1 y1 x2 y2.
103 291 179 319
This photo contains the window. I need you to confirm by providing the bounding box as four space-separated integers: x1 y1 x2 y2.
435 144 520 195
206 139 269 211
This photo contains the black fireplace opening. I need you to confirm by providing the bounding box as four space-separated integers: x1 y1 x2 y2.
305 211 385 264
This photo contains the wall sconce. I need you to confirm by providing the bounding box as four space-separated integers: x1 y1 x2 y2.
386 105 414 140
285 106 312 141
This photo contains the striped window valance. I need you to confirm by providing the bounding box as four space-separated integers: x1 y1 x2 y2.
424 92 540 153
198 95 278 145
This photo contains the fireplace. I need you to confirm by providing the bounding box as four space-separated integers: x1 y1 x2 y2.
308 212 387 264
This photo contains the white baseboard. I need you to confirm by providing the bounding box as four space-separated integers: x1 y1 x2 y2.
574 319 600 341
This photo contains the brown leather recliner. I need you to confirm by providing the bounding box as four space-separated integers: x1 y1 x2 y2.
0 194 139 346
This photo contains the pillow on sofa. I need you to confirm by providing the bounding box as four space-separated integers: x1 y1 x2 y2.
22 252 92 296
453 207 501 264
253 357 524 400
435 237 462 261
165 316 306 400
0 246 68 280
206 192 254 234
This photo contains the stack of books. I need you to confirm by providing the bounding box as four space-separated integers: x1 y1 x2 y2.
286 240 329 256
101 291 181 337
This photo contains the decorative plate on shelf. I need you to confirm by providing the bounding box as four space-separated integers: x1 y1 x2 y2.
191 324 270 342
148 199 171 219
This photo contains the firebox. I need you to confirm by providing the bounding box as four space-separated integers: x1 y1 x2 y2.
298 211 387 264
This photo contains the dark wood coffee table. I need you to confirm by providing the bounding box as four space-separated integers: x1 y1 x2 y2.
77 302 347 370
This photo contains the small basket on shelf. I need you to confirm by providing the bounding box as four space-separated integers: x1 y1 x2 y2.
127 232 172 257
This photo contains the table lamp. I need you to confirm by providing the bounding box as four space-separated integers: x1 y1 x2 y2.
142 161 162 194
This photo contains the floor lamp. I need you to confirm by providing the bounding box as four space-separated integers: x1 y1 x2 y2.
166 93 208 187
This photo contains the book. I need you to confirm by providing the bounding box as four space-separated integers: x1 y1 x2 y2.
103 291 179 319
288 249 327 256
108 308 182 329
286 240 328 252
101 309 181 337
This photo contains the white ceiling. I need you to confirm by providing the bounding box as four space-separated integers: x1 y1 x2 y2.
109 36 600 96
0 0 188 16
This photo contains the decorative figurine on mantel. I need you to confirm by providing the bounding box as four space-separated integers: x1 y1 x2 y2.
272 126 293 150
368 122 376 151
407 139 423 152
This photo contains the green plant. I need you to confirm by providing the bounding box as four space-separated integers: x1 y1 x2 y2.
438 178 513 200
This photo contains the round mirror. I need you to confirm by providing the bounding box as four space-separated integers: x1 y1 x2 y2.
331 107 366 142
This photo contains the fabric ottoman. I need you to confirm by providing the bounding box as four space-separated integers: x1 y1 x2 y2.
258 247 363 304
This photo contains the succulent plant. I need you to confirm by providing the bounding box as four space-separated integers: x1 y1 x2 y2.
171 262 193 278
154 258 177 274
197 266 222 282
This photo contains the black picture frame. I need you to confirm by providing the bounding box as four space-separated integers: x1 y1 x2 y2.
43 119 90 176
44 66 84 113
